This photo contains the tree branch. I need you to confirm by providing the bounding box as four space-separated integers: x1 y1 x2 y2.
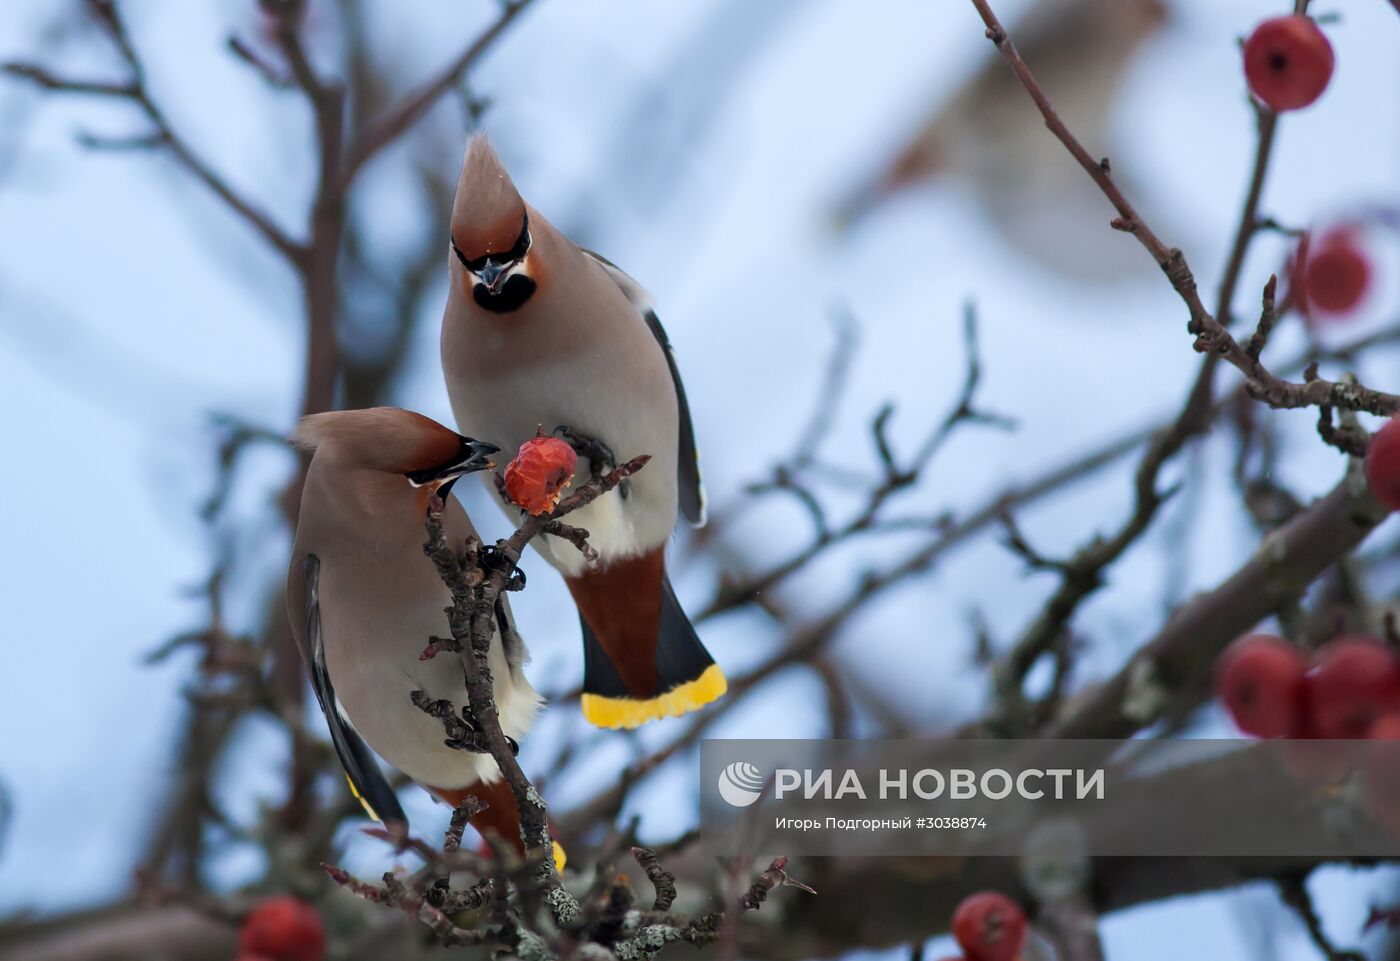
19 0 306 262
340 0 538 186
1046 466 1389 738
0 62 136 97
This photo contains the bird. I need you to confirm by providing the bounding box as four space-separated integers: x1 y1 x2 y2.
440 133 726 730
835 0 1169 282
286 406 558 864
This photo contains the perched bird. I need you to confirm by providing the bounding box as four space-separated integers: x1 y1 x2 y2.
836 0 1169 282
286 407 552 859
440 133 725 730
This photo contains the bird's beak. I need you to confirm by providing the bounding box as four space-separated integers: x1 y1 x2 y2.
477 260 510 294
406 440 499 490
457 438 500 475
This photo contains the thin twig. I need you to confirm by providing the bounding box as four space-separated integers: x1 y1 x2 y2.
84 0 302 261
225 36 291 88
1277 872 1365 961
631 846 678 912
967 0 1399 419
740 857 816 911
0 63 135 96
340 0 538 185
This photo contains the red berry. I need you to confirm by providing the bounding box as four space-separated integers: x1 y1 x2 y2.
1366 416 1400 512
239 897 326 961
1243 16 1334 111
503 435 579 515
1300 229 1371 316
1214 634 1305 738
951 891 1026 961
1305 638 1400 739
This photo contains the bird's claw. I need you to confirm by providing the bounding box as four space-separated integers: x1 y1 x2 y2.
446 710 488 754
446 729 519 758
552 425 616 477
478 544 527 590
553 425 630 498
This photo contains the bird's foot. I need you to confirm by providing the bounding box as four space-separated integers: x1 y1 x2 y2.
446 725 519 757
444 707 484 753
553 425 629 498
414 692 518 756
478 543 527 591
552 425 616 478
414 692 487 752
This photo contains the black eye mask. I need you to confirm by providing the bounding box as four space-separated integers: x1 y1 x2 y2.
451 211 531 273
403 435 499 487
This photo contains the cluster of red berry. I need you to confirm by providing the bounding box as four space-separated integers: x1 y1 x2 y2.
1219 321 1400 710
1217 634 1399 741
935 891 1028 961
1244 16 1374 320
236 897 326 961
1216 634 1400 833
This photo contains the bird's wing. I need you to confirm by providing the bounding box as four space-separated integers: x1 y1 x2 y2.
299 554 407 826
582 249 706 526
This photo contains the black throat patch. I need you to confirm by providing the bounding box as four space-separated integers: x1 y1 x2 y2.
473 274 537 313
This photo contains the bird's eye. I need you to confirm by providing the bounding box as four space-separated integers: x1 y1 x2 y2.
450 213 528 275
451 239 490 273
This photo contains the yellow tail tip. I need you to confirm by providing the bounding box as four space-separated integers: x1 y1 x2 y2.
345 774 381 821
581 664 728 729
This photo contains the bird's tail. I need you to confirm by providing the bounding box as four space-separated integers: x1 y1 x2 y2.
567 550 726 729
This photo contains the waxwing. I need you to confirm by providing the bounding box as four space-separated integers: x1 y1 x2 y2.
287 407 551 858
440 134 726 730
836 0 1169 281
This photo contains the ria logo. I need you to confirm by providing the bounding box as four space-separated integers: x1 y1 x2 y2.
717 761 766 807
